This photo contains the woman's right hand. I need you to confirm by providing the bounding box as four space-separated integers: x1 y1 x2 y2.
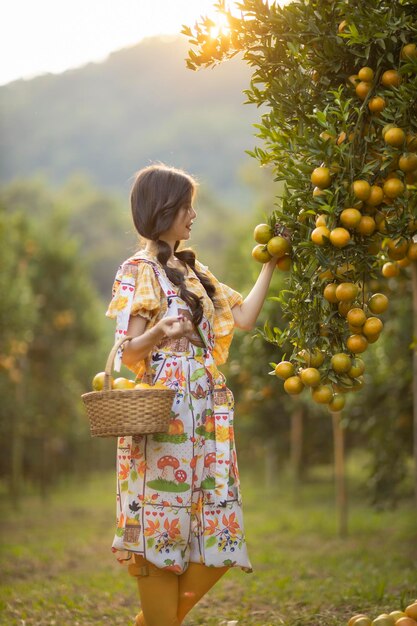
155 315 194 340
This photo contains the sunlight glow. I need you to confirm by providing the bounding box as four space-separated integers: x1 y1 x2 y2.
209 13 231 39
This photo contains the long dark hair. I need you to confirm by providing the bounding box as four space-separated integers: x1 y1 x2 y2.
130 163 216 326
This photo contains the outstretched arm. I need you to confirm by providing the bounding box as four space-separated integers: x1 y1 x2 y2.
231 256 277 331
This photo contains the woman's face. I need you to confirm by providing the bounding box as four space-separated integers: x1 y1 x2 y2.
160 199 197 242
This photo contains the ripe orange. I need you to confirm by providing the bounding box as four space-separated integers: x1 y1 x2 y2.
363 316 383 337
397 256 411 268
311 384 333 404
347 307 367 327
348 358 365 378
267 235 291 258
405 603 417 621
113 377 136 390
315 214 328 227
382 261 400 277
399 153 417 172
348 615 371 626
367 185 384 206
366 332 380 344
346 334 368 353
347 74 359 88
396 619 417 626
284 376 304 395
340 208 362 228
383 177 405 199
336 282 359 302
253 223 273 244
349 323 364 334
300 367 321 387
311 166 332 189
356 215 376 236
323 283 339 303
368 96 386 113
408 242 417 260
319 268 334 280
311 226 330 245
401 43 417 60
381 69 402 87
135 382 151 389
384 127 406 147
276 255 292 271
328 394 346 412
355 81 372 100
338 301 352 317
358 66 374 82
352 180 371 201
331 353 352 373
386 237 409 260
299 348 325 367
252 244 272 263
92 371 113 391
275 361 295 380
368 293 389 313
330 227 351 248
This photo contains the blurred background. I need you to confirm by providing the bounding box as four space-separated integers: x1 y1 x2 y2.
0 0 413 513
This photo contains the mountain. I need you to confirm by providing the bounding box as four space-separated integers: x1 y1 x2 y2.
0 36 262 207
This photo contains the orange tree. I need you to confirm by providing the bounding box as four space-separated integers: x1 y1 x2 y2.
183 0 417 500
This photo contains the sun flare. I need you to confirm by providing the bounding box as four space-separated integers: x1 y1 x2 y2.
209 12 231 39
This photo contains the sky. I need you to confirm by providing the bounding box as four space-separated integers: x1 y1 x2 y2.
0 0 229 86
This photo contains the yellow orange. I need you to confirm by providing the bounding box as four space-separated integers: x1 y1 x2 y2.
298 348 325 367
284 376 304 395
267 235 291 257
311 226 330 245
311 384 333 404
336 282 359 302
368 96 386 113
384 127 406 147
311 166 332 189
363 316 383 337
276 255 292 271
254 223 273 244
331 353 352 373
315 214 328 227
386 237 409 260
356 215 376 236
348 358 365 378
346 334 368 353
338 301 352 317
399 153 417 172
355 81 372 100
367 185 384 206
358 66 374 81
407 242 417 260
347 307 367 326
328 394 346 412
405 603 417 621
381 69 402 87
352 180 371 201
275 361 295 380
401 43 417 60
252 244 272 263
340 208 362 228
383 177 405 199
300 367 321 387
323 283 339 303
330 227 351 248
368 293 389 313
382 261 400 277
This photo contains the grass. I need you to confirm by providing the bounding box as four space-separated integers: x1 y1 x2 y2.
0 459 416 626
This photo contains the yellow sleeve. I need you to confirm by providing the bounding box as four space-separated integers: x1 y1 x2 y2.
105 260 161 321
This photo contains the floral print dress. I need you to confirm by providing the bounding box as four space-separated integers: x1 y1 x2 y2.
106 250 252 575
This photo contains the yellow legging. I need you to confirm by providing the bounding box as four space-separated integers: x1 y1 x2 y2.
128 555 229 626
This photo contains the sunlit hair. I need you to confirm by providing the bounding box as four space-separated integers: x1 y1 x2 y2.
130 163 216 325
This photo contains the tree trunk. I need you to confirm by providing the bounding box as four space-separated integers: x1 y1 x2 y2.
411 260 417 507
290 407 303 488
331 411 348 537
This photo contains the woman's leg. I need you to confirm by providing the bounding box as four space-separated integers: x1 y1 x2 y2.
129 555 180 626
176 563 229 623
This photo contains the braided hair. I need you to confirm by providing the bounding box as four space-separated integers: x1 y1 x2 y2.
130 163 217 326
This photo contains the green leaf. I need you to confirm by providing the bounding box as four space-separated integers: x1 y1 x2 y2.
205 536 217 548
190 367 206 381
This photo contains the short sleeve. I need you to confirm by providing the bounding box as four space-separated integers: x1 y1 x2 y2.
106 260 161 321
195 260 244 365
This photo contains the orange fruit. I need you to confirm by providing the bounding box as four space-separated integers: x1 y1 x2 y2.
383 177 405 199
401 43 417 60
340 208 362 228
352 180 371 201
92 371 113 391
399 153 417 172
367 185 384 206
336 282 359 302
275 361 295 380
331 353 352 373
276 255 292 271
311 384 333 404
366 332 380 344
311 166 332 189
298 348 325 367
337 131 347 145
347 74 359 87
406 134 417 151
284 376 304 395
356 215 376 236
330 227 351 248
397 256 411 268
252 244 272 263
328 394 346 412
338 301 352 317
311 226 330 245
368 96 386 113
347 307 367 326
355 81 372 100
323 283 339 303
381 69 402 87
405 603 417 621
319 268 334 280
315 214 328 227
113 377 136 390
349 323 364 334
363 316 383 337
338 20 348 33
313 186 325 197
358 66 374 82
320 131 335 142
368 293 389 313
382 123 396 138
389 612 407 622
300 367 321 387
382 261 400 277
386 237 409 260
384 127 406 147
346 334 368 353
348 615 371 626
396 619 417 626
134 382 151 389
267 235 291 258
253 223 273 244
348 358 365 378
407 242 417 260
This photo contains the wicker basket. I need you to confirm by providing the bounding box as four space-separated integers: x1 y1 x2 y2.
82 336 176 437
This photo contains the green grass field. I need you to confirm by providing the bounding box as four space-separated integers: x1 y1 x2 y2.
0 460 416 626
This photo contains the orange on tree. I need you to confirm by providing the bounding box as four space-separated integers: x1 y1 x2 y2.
311 166 332 188
313 186 325 197
267 235 291 257
384 127 406 147
363 316 383 337
355 80 372 100
346 334 369 353
397 256 411 268
358 66 374 82
386 237 409 260
315 214 327 227
300 367 321 387
367 293 389 313
347 307 367 327
252 244 272 263
330 227 351 247
352 180 371 201
408 242 417 260
311 225 330 245
331 352 352 373
383 177 405 198
328 393 346 412
284 375 304 395
338 300 352 317
298 348 325 367
406 133 417 151
347 74 359 88
340 208 362 228
368 96 386 113
276 255 292 271
366 332 380 344
323 282 339 303
399 153 417 173
254 223 273 244
348 358 365 378
367 185 384 206
381 69 402 87
349 322 364 334
382 261 400 277
335 282 359 301
401 43 417 60
275 361 295 379
311 384 333 404
319 268 334 280
356 215 376 236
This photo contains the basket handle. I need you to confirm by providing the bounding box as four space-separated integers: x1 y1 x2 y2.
104 336 154 390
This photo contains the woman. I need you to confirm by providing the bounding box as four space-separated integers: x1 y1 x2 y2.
106 163 278 626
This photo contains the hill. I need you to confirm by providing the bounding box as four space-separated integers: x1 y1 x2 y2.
0 35 261 207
